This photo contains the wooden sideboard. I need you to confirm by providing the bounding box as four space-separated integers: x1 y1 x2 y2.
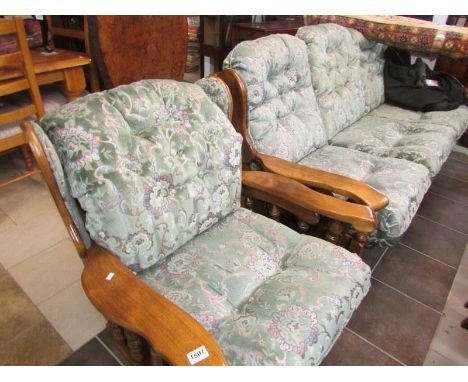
230 20 305 48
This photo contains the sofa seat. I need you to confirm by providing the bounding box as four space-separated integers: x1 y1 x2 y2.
329 103 468 176
139 207 371 365
298 146 431 245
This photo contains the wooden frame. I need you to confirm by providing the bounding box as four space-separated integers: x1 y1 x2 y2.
214 68 390 254
0 16 44 189
22 119 378 365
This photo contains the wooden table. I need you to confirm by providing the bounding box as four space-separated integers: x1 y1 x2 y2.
0 48 91 101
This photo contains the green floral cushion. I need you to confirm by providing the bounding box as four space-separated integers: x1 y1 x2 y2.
31 122 92 249
139 208 371 365
299 146 431 245
40 80 243 272
223 34 328 162
196 76 232 118
296 24 386 140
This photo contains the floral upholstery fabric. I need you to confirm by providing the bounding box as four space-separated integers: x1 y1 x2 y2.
40 80 243 272
195 76 232 119
31 122 92 249
299 146 431 245
139 208 371 365
296 23 386 140
330 103 468 176
223 34 328 162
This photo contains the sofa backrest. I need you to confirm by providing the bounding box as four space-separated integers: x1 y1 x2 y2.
40 80 243 272
223 34 328 163
296 23 386 140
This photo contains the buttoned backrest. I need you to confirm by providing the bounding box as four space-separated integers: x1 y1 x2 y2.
224 34 327 163
296 23 386 139
40 80 243 271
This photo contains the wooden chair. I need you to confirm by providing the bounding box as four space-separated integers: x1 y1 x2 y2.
0 16 45 188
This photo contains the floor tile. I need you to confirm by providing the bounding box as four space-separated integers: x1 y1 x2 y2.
449 150 468 165
0 208 15 231
0 174 52 226
38 281 106 351
0 208 69 269
97 328 132 366
373 244 456 312
424 349 459 366
430 173 468 206
417 192 468 235
361 245 387 271
440 156 468 182
0 320 71 365
321 329 401 366
8 239 83 305
59 338 120 366
400 216 467 268
0 273 44 343
347 279 441 365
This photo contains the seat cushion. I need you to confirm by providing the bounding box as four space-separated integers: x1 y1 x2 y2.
298 146 431 245
41 80 243 272
296 24 386 140
139 207 371 365
223 34 328 162
329 106 468 176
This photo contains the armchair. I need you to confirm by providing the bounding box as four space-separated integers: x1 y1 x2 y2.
22 79 371 365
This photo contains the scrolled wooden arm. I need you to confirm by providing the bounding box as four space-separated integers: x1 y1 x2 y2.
81 244 227 366
257 154 389 211
242 171 377 233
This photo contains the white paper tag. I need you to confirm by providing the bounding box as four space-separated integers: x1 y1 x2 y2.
186 345 209 365
105 272 115 281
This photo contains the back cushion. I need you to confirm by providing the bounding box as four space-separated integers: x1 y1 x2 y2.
224 34 327 162
41 80 243 272
296 24 386 139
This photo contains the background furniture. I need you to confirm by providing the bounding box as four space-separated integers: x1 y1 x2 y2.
0 16 44 188
87 16 188 89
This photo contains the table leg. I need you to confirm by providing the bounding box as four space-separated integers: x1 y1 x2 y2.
63 66 86 102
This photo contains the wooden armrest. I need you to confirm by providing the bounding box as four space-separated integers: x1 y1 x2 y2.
258 154 389 211
81 245 227 366
242 171 377 233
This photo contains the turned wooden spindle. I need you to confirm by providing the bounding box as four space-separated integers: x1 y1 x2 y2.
245 196 254 210
341 231 353 248
325 220 343 245
348 231 368 256
268 204 280 221
20 145 34 172
107 321 126 344
297 220 310 234
124 329 146 363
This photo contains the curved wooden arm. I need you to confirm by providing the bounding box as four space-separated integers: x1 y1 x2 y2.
242 171 377 233
81 245 227 366
258 154 389 211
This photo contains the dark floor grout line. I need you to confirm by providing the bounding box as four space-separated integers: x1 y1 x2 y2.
371 247 388 273
416 214 468 237
345 328 406 366
95 335 124 366
370 278 443 315
0 206 18 227
428 189 468 207
398 242 458 270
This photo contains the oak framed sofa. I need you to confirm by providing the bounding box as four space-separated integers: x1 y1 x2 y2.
22 79 376 366
200 23 468 248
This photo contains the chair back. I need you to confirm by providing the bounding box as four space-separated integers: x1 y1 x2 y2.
0 16 45 126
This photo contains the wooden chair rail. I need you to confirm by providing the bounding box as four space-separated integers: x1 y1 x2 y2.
82 244 227 366
242 171 377 233
258 154 389 211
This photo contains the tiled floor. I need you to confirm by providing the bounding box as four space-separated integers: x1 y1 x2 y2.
1 148 467 366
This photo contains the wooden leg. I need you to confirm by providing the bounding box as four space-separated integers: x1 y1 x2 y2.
341 230 353 249
297 220 310 234
63 66 86 101
325 220 343 245
245 196 254 211
348 232 368 256
107 321 126 345
150 349 165 366
268 204 280 222
20 145 34 172
124 329 146 363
